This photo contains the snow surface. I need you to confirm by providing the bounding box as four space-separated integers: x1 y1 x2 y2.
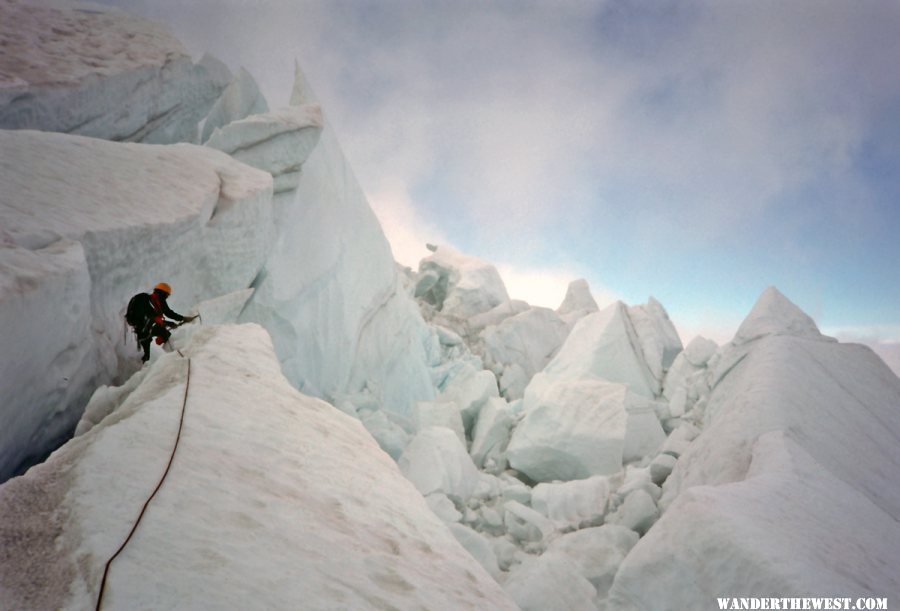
538 301 661 398
0 0 224 143
5 5 900 608
507 378 630 481
608 288 900 608
0 324 517 609
733 285 827 345
0 128 273 480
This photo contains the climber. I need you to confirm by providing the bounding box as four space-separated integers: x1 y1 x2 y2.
126 283 196 362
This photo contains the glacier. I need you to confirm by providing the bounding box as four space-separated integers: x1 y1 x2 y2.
0 7 435 478
0 324 516 609
608 288 900 609
0 128 274 480
1 2 899 609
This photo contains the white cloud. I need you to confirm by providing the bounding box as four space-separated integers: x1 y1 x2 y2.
367 182 447 270
96 0 900 350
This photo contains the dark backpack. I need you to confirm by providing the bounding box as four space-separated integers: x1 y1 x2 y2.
125 292 154 330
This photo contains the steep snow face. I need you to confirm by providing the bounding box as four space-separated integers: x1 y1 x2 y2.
241 72 435 419
669 335 900 515
0 129 274 480
540 301 660 398
608 289 900 608
0 325 517 609
416 245 511 321
0 1 224 143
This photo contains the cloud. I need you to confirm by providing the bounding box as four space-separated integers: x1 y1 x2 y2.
259 0 900 329
96 0 900 341
99 0 900 250
367 180 447 270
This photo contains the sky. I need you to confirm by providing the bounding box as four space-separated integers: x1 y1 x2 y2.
97 0 900 373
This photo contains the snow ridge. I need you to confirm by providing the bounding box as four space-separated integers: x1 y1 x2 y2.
0 325 517 609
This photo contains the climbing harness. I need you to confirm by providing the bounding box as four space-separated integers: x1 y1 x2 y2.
95 356 192 610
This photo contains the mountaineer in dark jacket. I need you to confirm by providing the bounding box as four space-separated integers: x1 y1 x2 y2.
126 283 195 362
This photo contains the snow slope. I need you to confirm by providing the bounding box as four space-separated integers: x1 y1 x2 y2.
0 324 517 609
608 288 900 608
0 0 224 143
0 128 274 481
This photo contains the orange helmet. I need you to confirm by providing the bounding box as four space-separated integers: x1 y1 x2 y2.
154 282 172 295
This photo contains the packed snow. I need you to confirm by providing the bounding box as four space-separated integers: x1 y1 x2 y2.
608 288 900 608
0 0 224 143
0 325 516 609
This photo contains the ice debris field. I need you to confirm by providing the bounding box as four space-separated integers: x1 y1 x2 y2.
1 2 899 610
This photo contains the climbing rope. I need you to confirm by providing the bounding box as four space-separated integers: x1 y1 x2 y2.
95 357 192 610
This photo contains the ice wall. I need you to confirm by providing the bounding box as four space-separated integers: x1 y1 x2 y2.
240 67 436 419
0 0 225 143
0 324 517 609
0 129 274 480
0 7 437 477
